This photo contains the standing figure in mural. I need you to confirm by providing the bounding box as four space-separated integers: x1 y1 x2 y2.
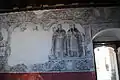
50 24 67 59
67 24 83 57
0 32 3 41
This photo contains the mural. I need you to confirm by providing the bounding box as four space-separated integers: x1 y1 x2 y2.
0 8 94 72
0 6 120 80
0 21 93 73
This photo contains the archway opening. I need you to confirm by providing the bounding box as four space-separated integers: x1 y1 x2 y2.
92 28 120 80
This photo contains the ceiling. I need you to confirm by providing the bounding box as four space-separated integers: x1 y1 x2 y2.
0 0 120 13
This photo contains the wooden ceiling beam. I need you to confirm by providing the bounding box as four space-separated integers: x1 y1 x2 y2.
0 0 119 13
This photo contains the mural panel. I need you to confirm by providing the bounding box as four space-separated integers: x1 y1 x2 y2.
1 22 93 73
0 7 120 80
0 9 94 73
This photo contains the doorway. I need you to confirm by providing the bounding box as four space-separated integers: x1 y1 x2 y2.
92 28 120 80
94 42 120 80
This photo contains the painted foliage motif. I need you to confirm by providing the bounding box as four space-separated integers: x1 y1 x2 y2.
4 21 93 73
1 7 120 73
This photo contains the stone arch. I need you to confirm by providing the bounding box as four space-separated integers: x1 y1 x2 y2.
92 28 120 41
92 28 120 80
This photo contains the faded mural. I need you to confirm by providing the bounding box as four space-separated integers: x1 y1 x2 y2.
0 7 120 73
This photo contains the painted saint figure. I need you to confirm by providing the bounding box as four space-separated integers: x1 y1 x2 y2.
67 24 83 57
50 24 67 59
0 32 3 41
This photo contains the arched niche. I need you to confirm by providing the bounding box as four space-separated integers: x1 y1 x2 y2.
51 20 85 57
